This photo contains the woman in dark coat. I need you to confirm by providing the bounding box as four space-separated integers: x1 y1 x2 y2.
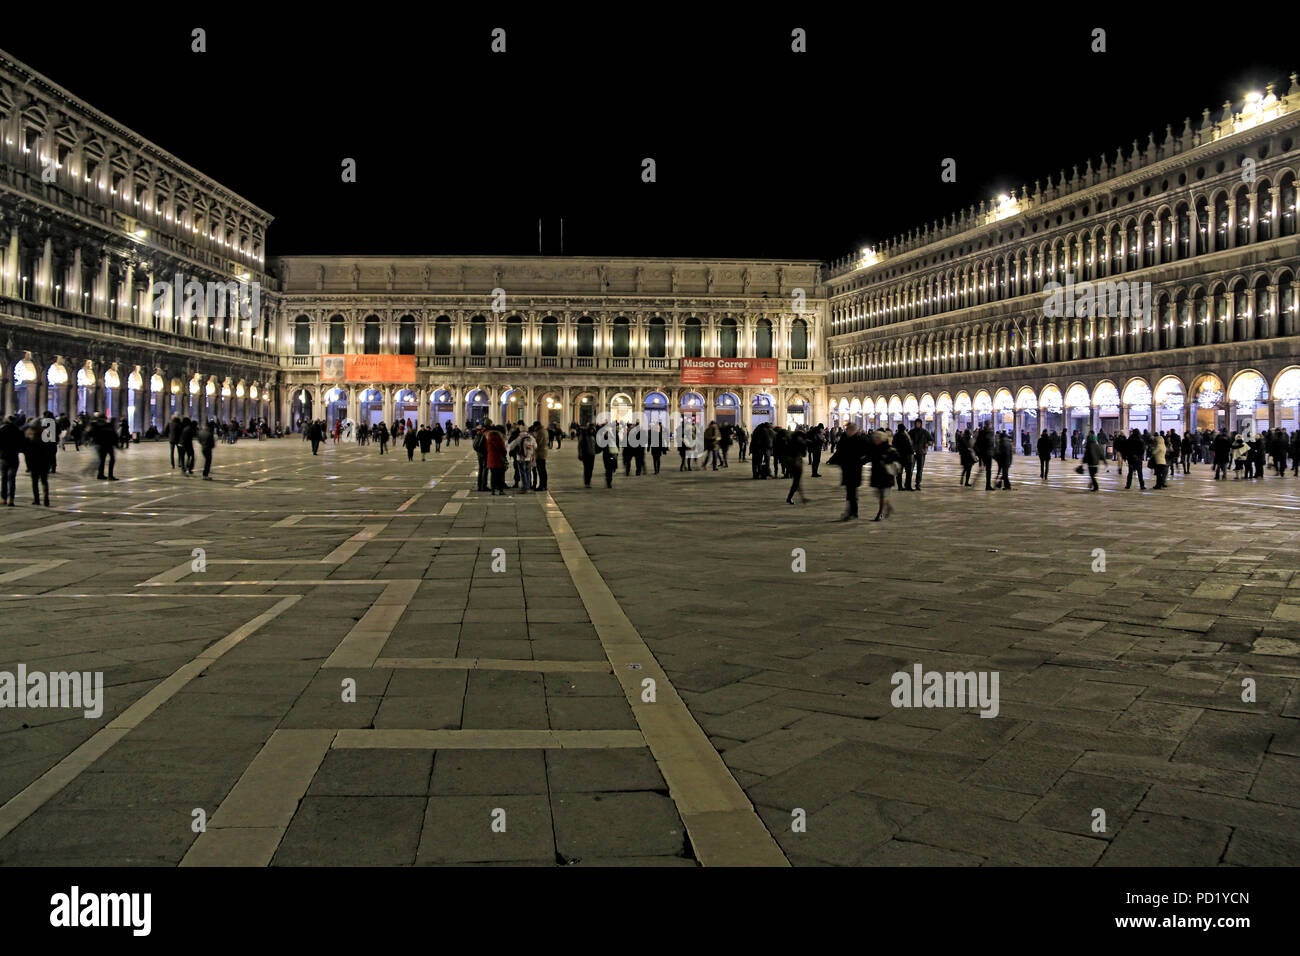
957 428 976 486
485 426 508 494
403 425 419 461
418 425 433 460
22 424 51 506
868 429 900 520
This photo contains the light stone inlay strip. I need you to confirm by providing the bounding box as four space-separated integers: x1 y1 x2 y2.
0 595 301 844
543 494 789 867
376 657 611 672
322 580 421 668
180 728 336 866
333 729 645 750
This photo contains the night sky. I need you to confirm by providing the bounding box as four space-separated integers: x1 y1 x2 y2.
5 11 1297 263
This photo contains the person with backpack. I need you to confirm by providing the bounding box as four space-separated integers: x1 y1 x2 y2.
508 425 537 494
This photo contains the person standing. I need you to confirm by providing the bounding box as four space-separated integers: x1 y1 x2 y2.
0 414 22 506
974 424 995 490
1123 428 1147 489
750 421 770 479
578 423 598 487
828 422 868 520
508 425 536 494
35 409 58 476
1037 429 1053 479
703 421 721 471
892 423 914 491
431 421 444 453
168 415 182 469
21 422 50 506
403 425 418 462
530 422 549 491
486 425 508 494
600 422 620 488
417 425 432 461
908 421 930 489
1150 433 1168 489
1213 430 1231 480
736 423 749 462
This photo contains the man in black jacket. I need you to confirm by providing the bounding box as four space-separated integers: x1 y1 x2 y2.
179 417 197 475
89 412 119 480
974 424 995 490
908 422 932 489
1036 429 1054 479
830 423 869 520
892 424 914 491
1123 428 1146 489
0 414 22 505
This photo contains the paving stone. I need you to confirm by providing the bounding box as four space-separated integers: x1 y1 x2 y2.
275 796 425 865
551 792 687 861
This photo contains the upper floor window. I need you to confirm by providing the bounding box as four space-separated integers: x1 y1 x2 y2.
505 315 523 356
612 317 630 357
434 316 452 355
719 318 737 358
648 317 666 357
293 316 311 355
363 316 380 354
683 318 702 357
754 318 772 358
470 315 487 355
541 316 558 356
790 318 808 360
398 315 415 354
328 314 345 353
577 316 594 357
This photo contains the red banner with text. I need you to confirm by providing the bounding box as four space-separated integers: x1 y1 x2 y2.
679 357 778 386
321 355 416 383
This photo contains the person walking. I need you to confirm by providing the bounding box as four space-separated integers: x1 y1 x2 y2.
648 422 665 475
994 431 1013 489
431 422 444 453
703 421 721 471
417 425 432 461
868 428 900 520
1036 429 1053 479
958 428 976 486
197 419 216 479
403 425 418 462
736 423 749 462
785 428 808 504
1082 432 1104 491
0 414 22 506
376 422 390 455
90 411 119 480
828 422 868 520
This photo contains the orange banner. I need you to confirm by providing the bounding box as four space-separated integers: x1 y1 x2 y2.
321 355 416 383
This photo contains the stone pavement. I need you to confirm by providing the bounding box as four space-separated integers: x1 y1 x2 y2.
0 436 1296 866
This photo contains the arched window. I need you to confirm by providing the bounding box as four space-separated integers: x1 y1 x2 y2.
505 315 523 356
577 316 594 357
434 315 451 355
612 316 630 357
1236 188 1251 245
363 316 380 354
1281 178 1297 237
398 315 415 354
719 318 737 358
470 315 486 355
790 318 808 360
1257 182 1273 242
328 314 345 353
294 316 311 355
541 316 558 356
754 318 772 358
683 318 702 357
647 317 666 358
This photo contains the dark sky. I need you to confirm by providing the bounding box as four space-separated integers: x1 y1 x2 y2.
6 10 1297 263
